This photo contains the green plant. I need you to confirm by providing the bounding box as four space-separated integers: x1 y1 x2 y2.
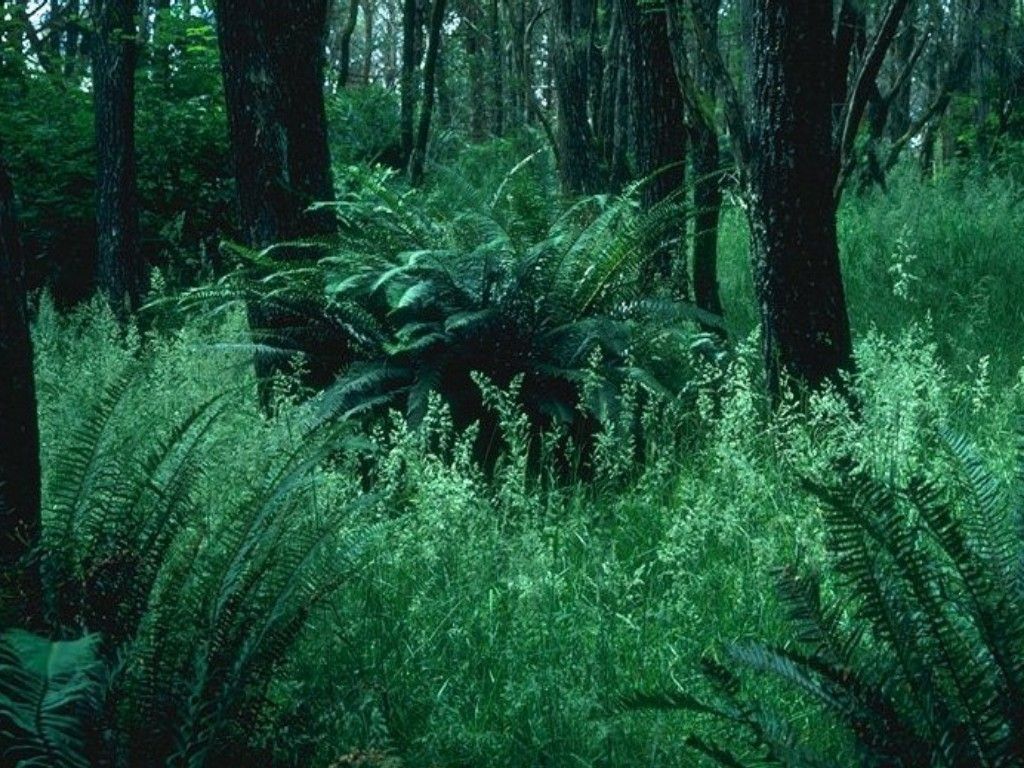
183 164 722 467
629 423 1024 767
3 351 380 767
0 630 104 768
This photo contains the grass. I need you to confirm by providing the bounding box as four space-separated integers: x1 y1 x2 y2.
20 163 1024 767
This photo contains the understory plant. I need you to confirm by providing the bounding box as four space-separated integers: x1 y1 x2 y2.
1 347 379 767
630 421 1024 767
175 162 722 466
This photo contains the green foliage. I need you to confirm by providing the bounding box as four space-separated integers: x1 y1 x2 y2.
327 85 403 168
629 421 1024 767
0 630 103 768
4 302 382 767
0 7 232 301
184 162 720 464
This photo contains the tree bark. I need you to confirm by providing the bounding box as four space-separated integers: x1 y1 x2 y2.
362 0 375 83
463 0 487 140
337 0 360 87
748 0 853 399
270 0 335 232
690 0 723 318
409 0 447 185
93 0 143 318
0 158 42 620
621 0 688 292
488 0 504 135
215 0 337 401
400 0 420 164
552 0 601 194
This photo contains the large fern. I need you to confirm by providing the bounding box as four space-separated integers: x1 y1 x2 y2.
626 424 1024 767
4 368 381 767
178 163 723 464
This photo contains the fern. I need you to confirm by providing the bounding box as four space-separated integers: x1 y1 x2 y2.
0 630 103 768
627 423 1024 767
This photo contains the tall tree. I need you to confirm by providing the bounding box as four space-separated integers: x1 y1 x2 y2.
488 0 504 135
215 0 336 397
621 0 689 291
408 0 447 185
92 0 143 317
399 0 421 164
271 0 335 232
683 0 916 397
688 0 724 317
0 158 42 619
336 0 361 87
552 0 601 194
747 0 852 396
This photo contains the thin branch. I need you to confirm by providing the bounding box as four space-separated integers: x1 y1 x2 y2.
678 0 749 168
835 0 914 200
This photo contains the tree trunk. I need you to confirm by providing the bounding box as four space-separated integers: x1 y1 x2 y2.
215 0 337 401
691 0 723 318
400 0 419 164
93 0 143 318
748 0 853 398
362 0 375 83
408 0 447 186
621 0 688 292
552 0 601 194
488 0 504 135
337 0 360 87
0 158 42 621
464 1 487 140
270 0 335 232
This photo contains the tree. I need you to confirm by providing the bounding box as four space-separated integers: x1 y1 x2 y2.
399 0 422 165
0 158 42 619
747 0 852 397
683 0 917 398
215 0 336 398
688 0 724 317
408 0 448 185
621 0 689 292
551 0 601 194
92 0 143 317
336 0 361 87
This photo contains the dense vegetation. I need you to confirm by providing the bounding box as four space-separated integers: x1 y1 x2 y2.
2 1 1024 767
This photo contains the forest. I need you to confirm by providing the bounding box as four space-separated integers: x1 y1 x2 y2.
2 0 1024 765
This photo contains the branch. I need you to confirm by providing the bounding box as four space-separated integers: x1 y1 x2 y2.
879 22 930 108
834 0 914 200
677 0 749 168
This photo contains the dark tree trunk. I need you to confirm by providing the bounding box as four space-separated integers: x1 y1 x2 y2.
215 0 337 401
596 1 628 188
748 0 853 398
464 1 487 140
337 0 360 87
488 0 504 135
409 0 447 186
552 0 601 194
270 0 335 232
362 0 375 83
0 159 42 621
93 0 142 318
400 0 419 164
691 0 723 318
887 16 916 141
621 0 688 292
62 0 81 75
216 0 293 247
